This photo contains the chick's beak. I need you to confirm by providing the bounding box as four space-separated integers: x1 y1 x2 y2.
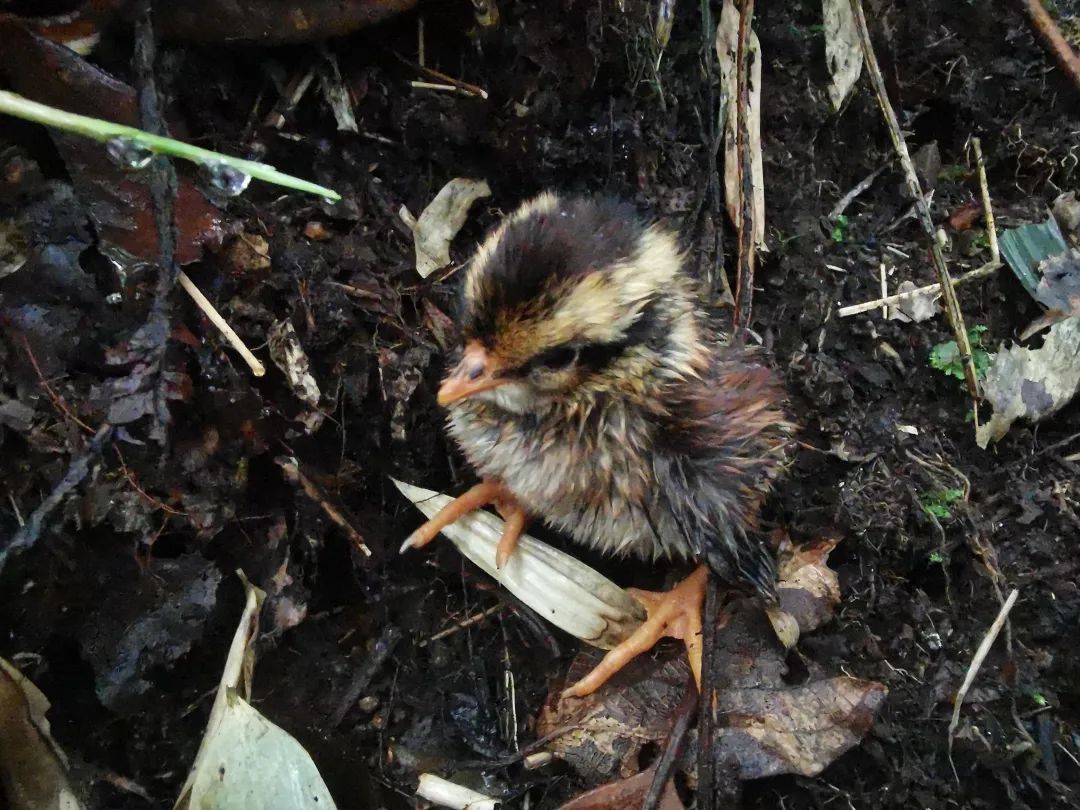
437 342 505 406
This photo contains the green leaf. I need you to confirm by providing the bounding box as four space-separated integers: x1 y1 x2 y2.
831 214 849 243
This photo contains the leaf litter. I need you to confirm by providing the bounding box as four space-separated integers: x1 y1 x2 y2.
399 488 887 792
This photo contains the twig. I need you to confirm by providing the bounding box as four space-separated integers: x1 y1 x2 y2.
947 588 1019 779
409 80 481 98
696 575 721 810
732 0 757 332
848 0 980 404
415 774 498 810
1020 0 1080 92
275 456 372 557
644 676 697 810
0 89 340 200
971 137 1000 265
0 424 115 576
421 604 504 646
329 624 402 727
878 262 888 318
395 52 489 99
839 258 1000 317
829 162 889 220
178 271 266 376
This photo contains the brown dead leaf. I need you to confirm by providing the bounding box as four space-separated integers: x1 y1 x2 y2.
537 653 688 783
224 233 271 275
775 533 841 634
948 199 983 231
541 538 886 790
0 658 85 809
558 766 684 810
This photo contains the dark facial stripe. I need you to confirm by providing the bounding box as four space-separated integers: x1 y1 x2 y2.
506 297 664 378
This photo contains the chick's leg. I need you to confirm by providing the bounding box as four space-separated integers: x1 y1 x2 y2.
401 480 529 567
562 565 708 698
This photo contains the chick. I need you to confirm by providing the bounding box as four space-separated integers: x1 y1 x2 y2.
403 192 795 697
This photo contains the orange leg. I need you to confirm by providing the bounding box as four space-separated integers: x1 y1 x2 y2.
562 565 708 698
401 480 529 568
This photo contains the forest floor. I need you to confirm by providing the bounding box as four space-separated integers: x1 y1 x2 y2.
1 1 1078 808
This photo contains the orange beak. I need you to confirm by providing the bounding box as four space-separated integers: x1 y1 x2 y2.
437 342 506 406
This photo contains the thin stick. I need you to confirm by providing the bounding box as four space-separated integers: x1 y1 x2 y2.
948 588 1019 777
878 262 888 318
276 456 372 557
177 271 266 377
829 163 888 220
1020 0 1080 92
409 80 481 98
0 90 340 200
421 604 504 646
971 137 1000 264
849 0 979 401
396 53 489 100
838 260 1000 317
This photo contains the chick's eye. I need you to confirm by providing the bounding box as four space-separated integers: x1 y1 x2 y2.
532 345 579 371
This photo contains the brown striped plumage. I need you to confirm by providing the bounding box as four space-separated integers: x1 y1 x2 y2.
408 192 796 695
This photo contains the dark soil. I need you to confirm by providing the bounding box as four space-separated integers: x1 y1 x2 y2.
1 1 1079 808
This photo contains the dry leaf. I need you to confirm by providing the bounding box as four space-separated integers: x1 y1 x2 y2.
174 572 337 810
410 178 491 277
223 233 271 274
823 0 863 111
538 653 688 783
1019 249 1080 339
393 479 646 649
558 766 684 810
0 658 85 810
709 671 886 779
716 0 765 247
540 538 885 788
888 280 940 323
776 534 841 634
976 316 1080 447
267 319 321 409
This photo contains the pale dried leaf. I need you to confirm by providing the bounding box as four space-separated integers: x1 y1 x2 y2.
716 0 765 246
268 319 321 408
776 535 841 633
888 280 940 323
0 658 85 810
823 0 863 111
174 572 337 810
976 316 1080 448
393 479 646 649
411 178 491 277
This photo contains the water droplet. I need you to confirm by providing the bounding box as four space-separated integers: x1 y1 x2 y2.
321 196 338 206
105 137 153 170
201 160 251 197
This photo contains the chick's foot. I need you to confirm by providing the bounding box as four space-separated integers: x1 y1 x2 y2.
401 480 529 567
562 564 708 698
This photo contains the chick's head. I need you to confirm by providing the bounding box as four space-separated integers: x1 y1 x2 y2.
438 192 702 414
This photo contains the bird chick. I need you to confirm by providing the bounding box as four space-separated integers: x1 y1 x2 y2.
403 192 795 696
